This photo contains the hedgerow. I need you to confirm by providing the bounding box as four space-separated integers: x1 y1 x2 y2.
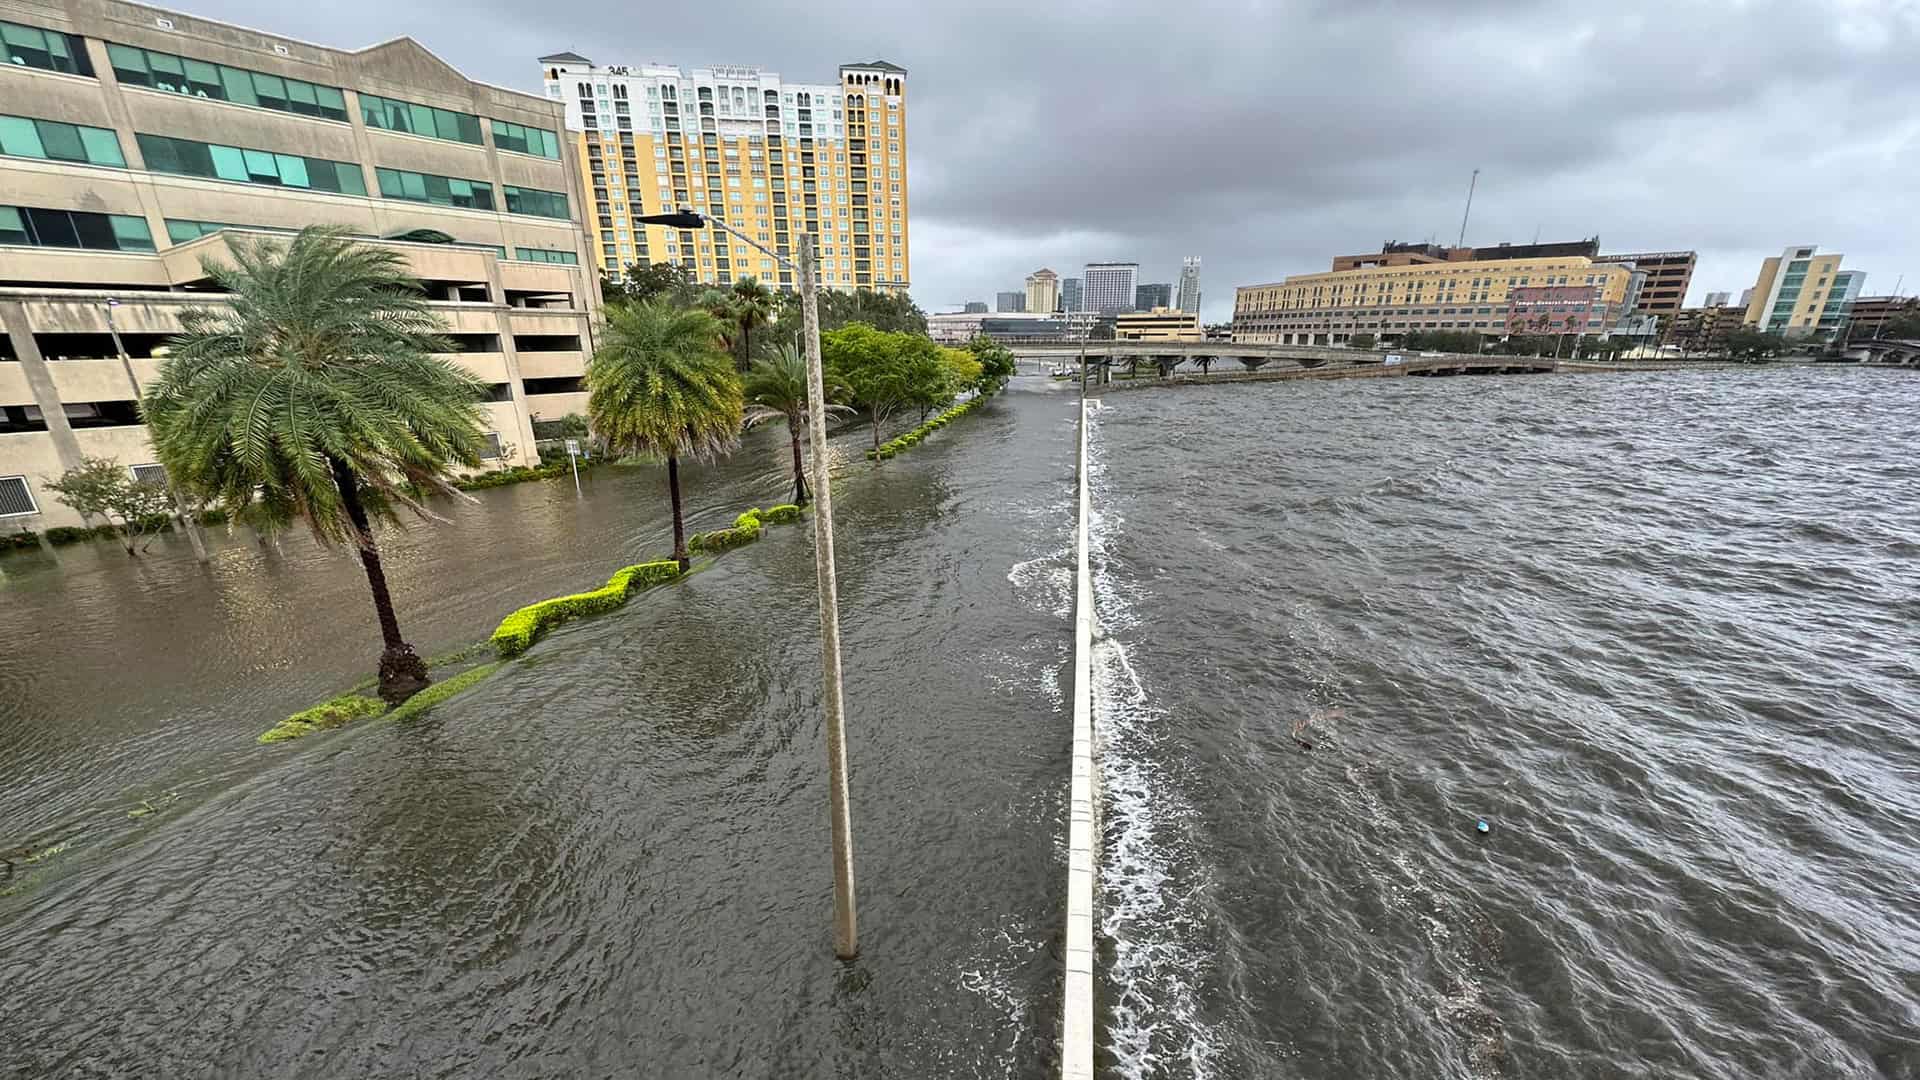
867 391 994 460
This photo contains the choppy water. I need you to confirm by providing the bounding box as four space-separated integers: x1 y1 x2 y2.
1087 368 1920 1079
0 391 1077 1078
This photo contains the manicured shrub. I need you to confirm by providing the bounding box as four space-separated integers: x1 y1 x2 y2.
259 693 387 744
689 524 758 553
91 523 124 540
1 530 39 552
490 559 685 657
761 504 803 524
45 526 91 545
866 390 994 459
387 662 504 723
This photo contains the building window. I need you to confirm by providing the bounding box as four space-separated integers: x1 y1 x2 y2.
360 94 484 145
491 119 560 159
136 133 365 195
375 167 494 210
2 19 91 75
480 432 504 460
106 43 346 121
0 475 38 517
512 246 579 265
0 114 125 166
0 204 154 251
503 186 570 219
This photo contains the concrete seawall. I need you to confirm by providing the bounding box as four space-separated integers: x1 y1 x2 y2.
1061 395 1097 1079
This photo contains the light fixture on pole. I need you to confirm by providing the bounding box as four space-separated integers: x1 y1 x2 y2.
634 211 859 959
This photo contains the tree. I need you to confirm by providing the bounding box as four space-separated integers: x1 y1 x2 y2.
145 228 490 702
1883 310 1920 340
44 457 173 555
823 323 947 453
966 335 1016 392
743 342 851 506
696 288 740 354
586 300 743 570
604 261 697 308
1724 326 1787 361
729 276 777 371
775 286 929 336
1349 332 1376 350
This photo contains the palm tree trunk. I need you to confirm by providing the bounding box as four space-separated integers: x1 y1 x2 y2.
667 453 689 571
740 320 751 372
789 422 810 505
331 457 429 703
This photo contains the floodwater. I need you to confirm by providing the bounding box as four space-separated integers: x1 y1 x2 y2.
0 388 1078 1077
1085 368 1920 1079
7 367 1918 1079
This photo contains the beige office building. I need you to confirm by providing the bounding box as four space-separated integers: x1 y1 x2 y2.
1114 307 1202 341
1025 268 1059 314
1233 256 1633 344
1 0 599 532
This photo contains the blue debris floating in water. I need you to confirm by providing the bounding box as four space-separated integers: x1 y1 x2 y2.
1476 819 1490 834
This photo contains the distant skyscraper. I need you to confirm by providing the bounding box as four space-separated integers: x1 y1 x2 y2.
996 291 1026 313
1704 291 1731 307
1177 256 1202 313
1135 282 1173 310
1739 287 1755 307
1061 277 1083 313
1026 268 1060 313
1084 262 1139 315
963 301 988 313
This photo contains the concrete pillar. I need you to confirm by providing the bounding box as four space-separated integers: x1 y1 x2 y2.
1 301 85 474
483 258 542 467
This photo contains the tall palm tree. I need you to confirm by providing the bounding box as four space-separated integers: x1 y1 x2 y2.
743 342 851 506
729 275 776 371
144 228 489 703
586 301 743 569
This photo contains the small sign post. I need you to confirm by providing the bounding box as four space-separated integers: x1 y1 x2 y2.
565 438 582 495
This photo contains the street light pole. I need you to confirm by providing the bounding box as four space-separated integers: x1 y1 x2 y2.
637 211 856 958
107 299 209 564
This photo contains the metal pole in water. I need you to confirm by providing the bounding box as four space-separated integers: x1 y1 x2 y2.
798 230 859 960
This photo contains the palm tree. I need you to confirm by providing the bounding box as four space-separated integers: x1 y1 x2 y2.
743 342 851 506
729 275 776 371
144 228 489 703
696 288 739 356
586 301 743 570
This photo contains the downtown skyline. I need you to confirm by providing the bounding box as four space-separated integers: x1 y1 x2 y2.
158 0 1920 323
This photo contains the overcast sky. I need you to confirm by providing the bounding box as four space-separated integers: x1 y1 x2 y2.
198 0 1918 322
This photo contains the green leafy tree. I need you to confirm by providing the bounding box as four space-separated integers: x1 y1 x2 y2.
1882 310 1920 339
729 276 777 371
586 300 743 569
696 288 740 353
44 457 173 555
966 334 1016 392
823 323 948 453
1349 332 1376 350
604 261 698 308
1724 326 1787 361
743 343 852 506
780 288 929 335
145 227 489 702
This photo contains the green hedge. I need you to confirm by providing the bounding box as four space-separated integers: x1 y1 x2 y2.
1 531 39 552
386 662 504 723
867 391 994 460
259 693 387 744
44 526 92 545
761 503 804 524
490 559 685 657
688 508 763 554
456 456 598 492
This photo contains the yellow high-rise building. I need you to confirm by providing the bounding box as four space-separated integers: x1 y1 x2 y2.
540 54 909 295
1742 245 1865 338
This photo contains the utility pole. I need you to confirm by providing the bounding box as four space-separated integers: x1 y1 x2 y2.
797 230 859 960
1457 168 1480 249
106 299 209 564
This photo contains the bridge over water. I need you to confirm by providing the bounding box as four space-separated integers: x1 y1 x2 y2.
1839 338 1920 368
